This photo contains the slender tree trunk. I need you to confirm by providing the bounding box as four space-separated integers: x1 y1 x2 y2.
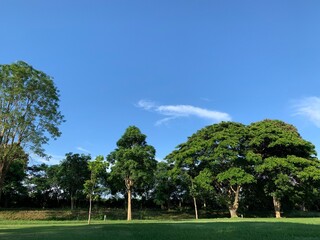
193 196 198 220
228 186 240 218
127 187 132 221
71 194 74 210
273 196 281 218
87 195 92 224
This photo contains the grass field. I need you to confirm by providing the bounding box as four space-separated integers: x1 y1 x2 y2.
1 218 320 240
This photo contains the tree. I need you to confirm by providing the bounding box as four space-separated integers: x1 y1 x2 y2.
58 153 91 210
248 119 318 218
84 155 108 224
167 122 255 218
0 61 64 199
107 126 157 221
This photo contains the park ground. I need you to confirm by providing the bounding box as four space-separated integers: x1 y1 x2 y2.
1 210 320 240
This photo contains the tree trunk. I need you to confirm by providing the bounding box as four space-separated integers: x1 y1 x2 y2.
127 187 132 221
229 207 238 218
125 178 134 221
228 186 240 218
71 194 74 210
88 195 92 224
167 198 171 210
193 196 198 220
273 196 281 218
203 200 207 209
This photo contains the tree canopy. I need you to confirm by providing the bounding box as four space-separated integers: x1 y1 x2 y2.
166 121 255 218
248 119 319 218
0 61 64 200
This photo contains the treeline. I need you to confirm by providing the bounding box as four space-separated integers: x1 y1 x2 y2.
2 120 320 220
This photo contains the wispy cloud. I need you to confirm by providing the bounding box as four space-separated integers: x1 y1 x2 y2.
137 100 231 125
293 96 320 127
77 147 91 154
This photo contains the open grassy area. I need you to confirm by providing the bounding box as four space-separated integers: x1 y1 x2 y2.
1 218 320 240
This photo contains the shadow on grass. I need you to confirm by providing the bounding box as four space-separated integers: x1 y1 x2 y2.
1 220 320 240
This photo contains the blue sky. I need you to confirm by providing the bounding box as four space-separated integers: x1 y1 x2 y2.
2 0 320 164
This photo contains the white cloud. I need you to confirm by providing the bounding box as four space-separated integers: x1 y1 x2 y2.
293 96 320 127
137 99 231 125
137 100 156 110
155 117 177 126
77 147 91 154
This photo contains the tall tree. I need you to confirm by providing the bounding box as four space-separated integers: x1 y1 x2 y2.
84 155 108 224
58 153 91 210
107 126 157 221
248 119 317 218
0 61 64 199
167 122 255 218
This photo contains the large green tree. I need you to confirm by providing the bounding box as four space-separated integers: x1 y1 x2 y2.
248 119 318 218
167 122 255 218
58 153 91 210
0 61 64 199
107 126 157 221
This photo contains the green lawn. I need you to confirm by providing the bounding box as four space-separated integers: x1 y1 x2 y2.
1 218 320 240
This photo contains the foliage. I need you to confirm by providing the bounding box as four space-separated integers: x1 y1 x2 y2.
58 153 91 210
25 163 62 208
248 119 319 217
107 126 157 220
0 144 28 205
2 118 320 217
153 161 183 209
1 149 28 206
0 61 64 198
84 155 108 224
166 121 255 218
84 156 108 200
